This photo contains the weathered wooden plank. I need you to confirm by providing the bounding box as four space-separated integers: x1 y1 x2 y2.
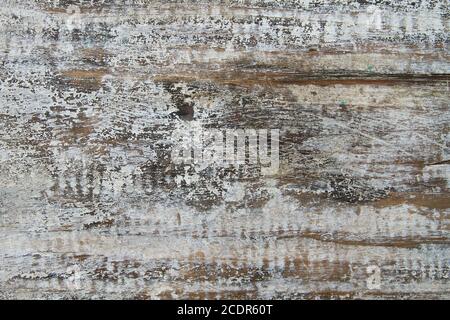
0 0 449 300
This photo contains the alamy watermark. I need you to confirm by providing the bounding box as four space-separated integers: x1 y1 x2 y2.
366 265 381 290
171 129 280 176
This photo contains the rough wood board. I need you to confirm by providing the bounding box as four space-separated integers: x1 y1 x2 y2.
0 0 449 300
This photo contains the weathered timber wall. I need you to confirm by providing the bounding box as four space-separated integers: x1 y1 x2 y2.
0 0 449 299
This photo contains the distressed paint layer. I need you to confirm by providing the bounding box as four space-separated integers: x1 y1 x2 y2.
0 0 449 299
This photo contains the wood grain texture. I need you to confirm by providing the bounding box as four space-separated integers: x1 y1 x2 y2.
0 0 449 300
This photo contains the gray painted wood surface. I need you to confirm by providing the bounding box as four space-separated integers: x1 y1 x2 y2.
0 0 449 299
